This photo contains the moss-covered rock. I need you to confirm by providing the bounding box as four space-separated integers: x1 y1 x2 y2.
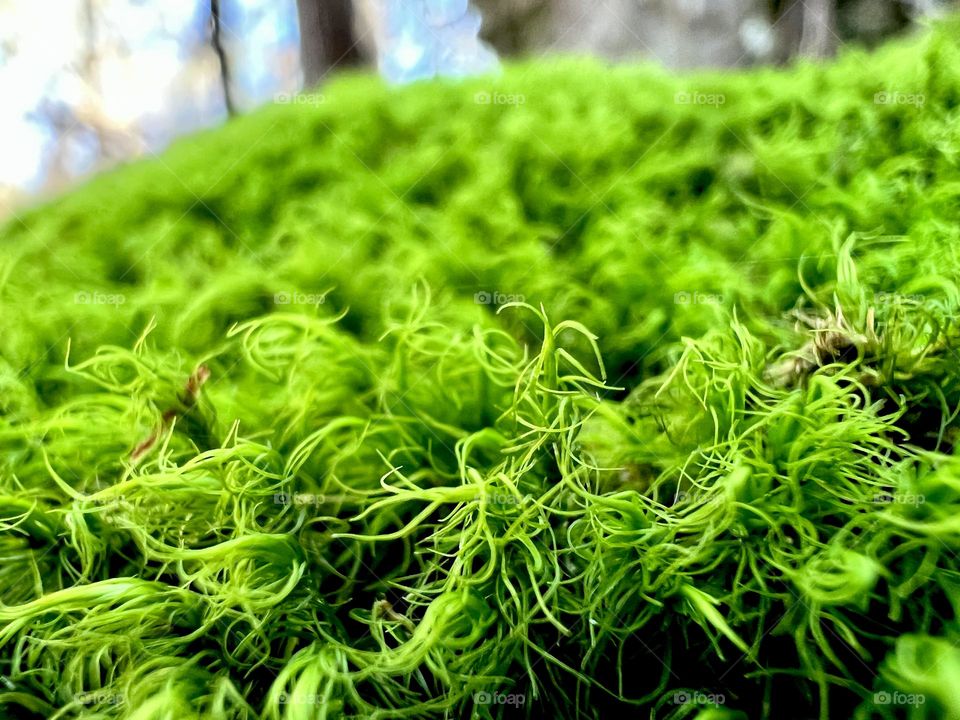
2 17 960 720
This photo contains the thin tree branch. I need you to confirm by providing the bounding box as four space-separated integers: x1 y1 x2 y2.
210 0 236 116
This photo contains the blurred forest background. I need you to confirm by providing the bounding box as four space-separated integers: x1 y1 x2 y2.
0 0 954 217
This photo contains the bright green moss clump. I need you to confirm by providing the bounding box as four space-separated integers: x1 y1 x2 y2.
3 17 960 720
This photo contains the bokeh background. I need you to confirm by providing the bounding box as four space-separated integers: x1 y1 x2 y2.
0 0 954 216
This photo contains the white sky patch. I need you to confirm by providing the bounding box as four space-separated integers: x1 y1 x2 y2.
0 120 50 189
0 0 81 188
99 43 183 125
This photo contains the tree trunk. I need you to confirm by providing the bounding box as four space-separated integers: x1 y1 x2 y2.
776 0 837 60
296 0 363 88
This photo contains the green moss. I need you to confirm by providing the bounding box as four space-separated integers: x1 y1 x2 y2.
2 17 960 720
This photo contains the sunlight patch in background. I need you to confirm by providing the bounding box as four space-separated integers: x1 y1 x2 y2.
378 0 497 83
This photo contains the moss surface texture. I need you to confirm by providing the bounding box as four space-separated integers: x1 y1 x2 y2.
3 17 960 720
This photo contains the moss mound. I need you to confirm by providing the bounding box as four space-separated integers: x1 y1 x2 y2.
3 17 960 720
